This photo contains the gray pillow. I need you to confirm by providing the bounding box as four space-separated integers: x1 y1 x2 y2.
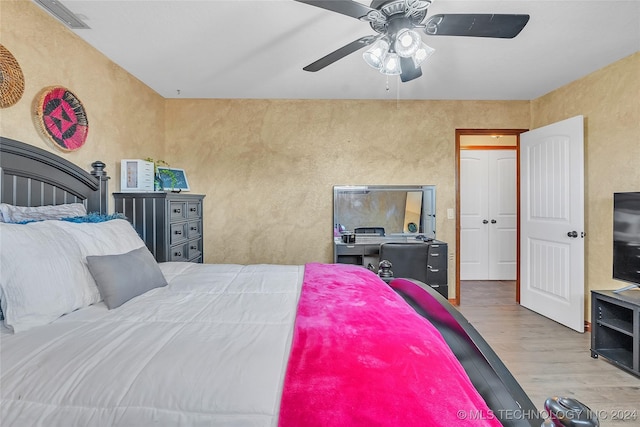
86 246 168 309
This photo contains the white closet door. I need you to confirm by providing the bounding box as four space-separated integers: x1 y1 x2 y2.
460 151 490 279
488 151 518 280
460 150 516 280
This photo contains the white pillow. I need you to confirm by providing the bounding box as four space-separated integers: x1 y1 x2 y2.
0 202 86 223
0 221 98 333
50 219 147 257
0 219 146 333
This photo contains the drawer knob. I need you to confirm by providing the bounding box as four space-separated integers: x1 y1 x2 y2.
190 245 197 250
174 251 182 257
190 226 197 231
190 207 197 212
173 208 181 214
175 230 182 235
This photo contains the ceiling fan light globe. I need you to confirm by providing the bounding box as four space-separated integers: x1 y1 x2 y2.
412 42 435 67
362 39 390 69
394 29 421 58
380 52 402 75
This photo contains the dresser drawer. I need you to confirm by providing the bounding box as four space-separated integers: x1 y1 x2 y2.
170 222 188 244
187 220 202 239
336 244 363 256
169 243 189 261
187 239 203 261
187 201 202 218
427 256 447 271
427 244 447 269
426 266 447 284
170 201 187 221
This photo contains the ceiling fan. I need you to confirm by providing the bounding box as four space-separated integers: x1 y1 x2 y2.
294 0 530 82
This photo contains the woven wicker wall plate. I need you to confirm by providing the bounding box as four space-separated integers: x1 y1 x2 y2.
0 44 25 108
36 86 89 151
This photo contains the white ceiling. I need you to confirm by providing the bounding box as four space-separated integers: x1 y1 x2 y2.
42 0 640 100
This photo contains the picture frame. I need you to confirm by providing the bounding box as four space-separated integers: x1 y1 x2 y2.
120 159 155 192
156 167 190 192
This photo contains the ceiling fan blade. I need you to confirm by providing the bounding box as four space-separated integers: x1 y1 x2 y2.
294 0 377 20
303 35 377 72
425 14 530 39
400 57 422 82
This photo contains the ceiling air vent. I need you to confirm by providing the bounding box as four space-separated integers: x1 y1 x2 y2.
34 0 90 29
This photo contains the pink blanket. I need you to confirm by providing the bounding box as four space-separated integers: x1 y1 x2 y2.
278 263 502 427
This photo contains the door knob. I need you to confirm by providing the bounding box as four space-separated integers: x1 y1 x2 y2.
491 219 497 224
567 231 578 238
482 219 489 224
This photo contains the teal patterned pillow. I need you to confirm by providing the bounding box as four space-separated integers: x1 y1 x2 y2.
61 213 127 223
12 212 126 225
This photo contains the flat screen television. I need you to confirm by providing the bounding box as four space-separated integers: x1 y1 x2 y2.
613 192 640 292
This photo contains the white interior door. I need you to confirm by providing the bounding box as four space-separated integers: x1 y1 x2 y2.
489 151 518 280
460 150 516 280
460 151 490 279
520 115 585 332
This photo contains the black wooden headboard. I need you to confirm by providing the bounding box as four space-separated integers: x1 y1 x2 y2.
0 137 109 213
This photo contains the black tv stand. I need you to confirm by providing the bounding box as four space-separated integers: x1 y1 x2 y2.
614 284 640 294
590 290 640 377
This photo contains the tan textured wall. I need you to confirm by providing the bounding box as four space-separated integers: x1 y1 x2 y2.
10 0 632 306
0 0 531 299
0 0 165 190
165 99 530 281
531 52 640 310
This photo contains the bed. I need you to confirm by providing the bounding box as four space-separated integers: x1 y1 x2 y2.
0 136 587 427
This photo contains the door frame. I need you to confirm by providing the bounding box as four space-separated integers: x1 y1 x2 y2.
455 129 528 306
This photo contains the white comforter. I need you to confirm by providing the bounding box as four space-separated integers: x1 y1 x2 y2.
0 263 304 427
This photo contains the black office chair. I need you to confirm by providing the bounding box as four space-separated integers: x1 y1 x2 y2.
379 242 429 283
354 227 385 236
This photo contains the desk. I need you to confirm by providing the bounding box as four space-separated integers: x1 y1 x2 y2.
334 237 448 298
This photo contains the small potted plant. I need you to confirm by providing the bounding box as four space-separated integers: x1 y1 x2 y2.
145 158 178 191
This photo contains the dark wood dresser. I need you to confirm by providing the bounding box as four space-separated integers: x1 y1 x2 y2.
114 192 205 263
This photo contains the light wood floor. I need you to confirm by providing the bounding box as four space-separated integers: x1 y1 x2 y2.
457 281 640 427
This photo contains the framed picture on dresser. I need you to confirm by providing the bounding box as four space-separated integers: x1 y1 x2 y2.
156 167 190 192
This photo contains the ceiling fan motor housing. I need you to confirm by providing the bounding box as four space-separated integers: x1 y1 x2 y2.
368 0 431 34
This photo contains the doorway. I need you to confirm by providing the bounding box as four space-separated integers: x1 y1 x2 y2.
455 129 527 306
